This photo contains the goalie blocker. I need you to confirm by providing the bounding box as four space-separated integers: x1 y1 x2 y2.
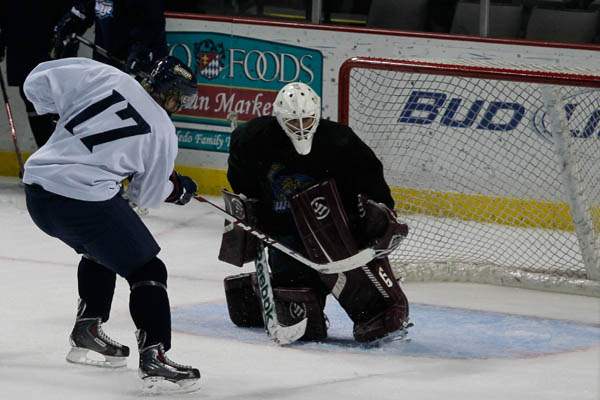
218 191 259 267
221 180 410 343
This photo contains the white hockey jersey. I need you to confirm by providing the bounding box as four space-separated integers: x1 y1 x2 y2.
22 58 177 208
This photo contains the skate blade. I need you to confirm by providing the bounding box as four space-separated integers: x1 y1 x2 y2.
66 347 127 368
362 329 411 348
141 376 201 394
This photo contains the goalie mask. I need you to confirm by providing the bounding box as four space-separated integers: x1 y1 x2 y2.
273 82 321 155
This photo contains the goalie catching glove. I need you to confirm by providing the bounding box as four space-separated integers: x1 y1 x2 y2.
165 171 197 205
357 194 408 258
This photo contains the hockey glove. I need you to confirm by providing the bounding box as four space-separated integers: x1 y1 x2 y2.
357 195 408 258
51 3 93 59
126 43 154 74
165 171 197 205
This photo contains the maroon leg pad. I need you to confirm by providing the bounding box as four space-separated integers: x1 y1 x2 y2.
289 179 410 342
224 273 328 341
224 273 263 327
349 258 410 342
273 287 328 341
290 180 359 263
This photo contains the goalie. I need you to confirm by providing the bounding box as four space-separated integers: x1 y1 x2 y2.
221 82 410 343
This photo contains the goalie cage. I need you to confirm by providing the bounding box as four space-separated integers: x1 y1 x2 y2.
338 57 600 297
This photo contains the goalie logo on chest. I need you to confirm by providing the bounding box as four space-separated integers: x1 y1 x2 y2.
267 163 316 214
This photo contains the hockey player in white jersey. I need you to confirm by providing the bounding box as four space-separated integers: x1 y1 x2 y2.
22 56 200 393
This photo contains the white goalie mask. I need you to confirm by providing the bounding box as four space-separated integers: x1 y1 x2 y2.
273 82 321 155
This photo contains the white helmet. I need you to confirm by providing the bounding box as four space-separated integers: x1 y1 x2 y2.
273 82 321 155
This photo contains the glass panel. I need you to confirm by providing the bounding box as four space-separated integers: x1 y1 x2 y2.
165 0 600 44
165 0 309 20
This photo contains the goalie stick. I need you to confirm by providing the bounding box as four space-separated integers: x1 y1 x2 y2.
193 194 380 274
254 241 308 345
0 66 25 178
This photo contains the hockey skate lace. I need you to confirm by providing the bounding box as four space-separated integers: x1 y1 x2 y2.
163 352 193 370
96 323 123 349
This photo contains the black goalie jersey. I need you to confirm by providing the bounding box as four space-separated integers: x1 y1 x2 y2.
227 116 394 236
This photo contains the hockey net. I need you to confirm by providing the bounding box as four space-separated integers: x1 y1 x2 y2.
338 57 600 296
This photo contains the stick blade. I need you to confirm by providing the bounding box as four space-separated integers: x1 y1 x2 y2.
317 248 376 274
270 317 308 345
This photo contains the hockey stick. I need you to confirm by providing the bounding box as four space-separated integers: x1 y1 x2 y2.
0 66 25 178
254 241 307 345
74 35 149 80
193 194 378 274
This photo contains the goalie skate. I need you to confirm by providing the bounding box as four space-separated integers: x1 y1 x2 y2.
353 304 412 344
362 320 413 348
66 318 129 368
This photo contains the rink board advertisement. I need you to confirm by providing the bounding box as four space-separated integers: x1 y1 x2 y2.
345 69 600 200
158 15 600 199
176 127 231 153
2 14 600 199
165 31 323 152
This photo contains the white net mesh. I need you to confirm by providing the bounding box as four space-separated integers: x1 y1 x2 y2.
340 58 600 296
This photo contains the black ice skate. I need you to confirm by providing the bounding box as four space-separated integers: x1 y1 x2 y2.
137 331 201 393
66 317 130 368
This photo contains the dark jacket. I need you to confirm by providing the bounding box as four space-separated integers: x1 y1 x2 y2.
1 1 72 85
91 0 168 66
227 116 394 235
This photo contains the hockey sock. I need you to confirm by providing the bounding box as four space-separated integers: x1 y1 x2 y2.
127 257 172 351
77 256 116 322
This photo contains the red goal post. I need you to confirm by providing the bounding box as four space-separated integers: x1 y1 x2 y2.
338 57 600 296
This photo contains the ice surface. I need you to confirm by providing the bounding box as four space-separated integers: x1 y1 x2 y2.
0 177 598 399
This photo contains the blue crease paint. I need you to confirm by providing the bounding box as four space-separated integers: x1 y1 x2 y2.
172 302 600 359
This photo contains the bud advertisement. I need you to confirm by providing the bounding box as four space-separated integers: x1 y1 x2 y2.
166 32 323 152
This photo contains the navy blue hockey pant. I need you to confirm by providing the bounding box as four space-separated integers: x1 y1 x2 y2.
24 183 171 348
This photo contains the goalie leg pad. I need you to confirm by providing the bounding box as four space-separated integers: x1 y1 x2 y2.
288 178 358 298
273 287 328 341
224 273 264 327
290 179 359 263
289 180 410 342
336 258 409 341
224 273 328 340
